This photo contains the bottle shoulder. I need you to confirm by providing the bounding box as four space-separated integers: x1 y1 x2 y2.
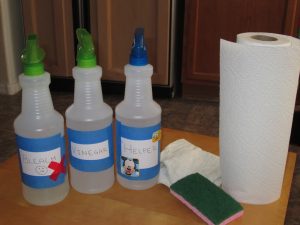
66 102 112 120
14 109 63 123
65 102 113 131
116 100 161 111
14 111 64 137
115 100 161 126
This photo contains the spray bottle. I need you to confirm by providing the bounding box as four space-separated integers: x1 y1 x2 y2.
66 28 114 194
14 34 69 205
115 28 162 190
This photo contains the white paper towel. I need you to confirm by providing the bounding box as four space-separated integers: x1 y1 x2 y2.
220 32 300 204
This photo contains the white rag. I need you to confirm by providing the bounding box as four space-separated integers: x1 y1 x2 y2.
158 139 222 187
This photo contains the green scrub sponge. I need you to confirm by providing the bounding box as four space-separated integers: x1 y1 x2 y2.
170 173 243 225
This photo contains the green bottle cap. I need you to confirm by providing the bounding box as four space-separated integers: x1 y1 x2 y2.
76 28 96 68
21 34 45 76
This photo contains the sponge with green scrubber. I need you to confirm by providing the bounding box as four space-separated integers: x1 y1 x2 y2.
170 173 244 225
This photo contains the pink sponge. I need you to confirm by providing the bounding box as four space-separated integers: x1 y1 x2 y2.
170 173 244 225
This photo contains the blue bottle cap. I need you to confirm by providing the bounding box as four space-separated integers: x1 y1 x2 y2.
129 28 148 66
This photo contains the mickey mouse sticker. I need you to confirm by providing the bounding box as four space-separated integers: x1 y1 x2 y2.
121 156 140 177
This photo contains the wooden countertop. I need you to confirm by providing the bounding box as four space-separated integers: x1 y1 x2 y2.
0 128 296 225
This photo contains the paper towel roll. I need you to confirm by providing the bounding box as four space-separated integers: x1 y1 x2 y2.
220 32 300 204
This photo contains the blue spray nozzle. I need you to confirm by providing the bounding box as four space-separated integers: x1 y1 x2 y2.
129 28 148 66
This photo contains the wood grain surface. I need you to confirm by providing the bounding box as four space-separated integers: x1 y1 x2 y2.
0 128 296 225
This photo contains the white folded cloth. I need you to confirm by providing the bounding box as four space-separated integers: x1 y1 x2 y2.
158 139 221 187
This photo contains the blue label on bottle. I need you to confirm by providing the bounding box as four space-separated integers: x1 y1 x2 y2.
16 134 67 189
116 121 161 180
67 124 114 172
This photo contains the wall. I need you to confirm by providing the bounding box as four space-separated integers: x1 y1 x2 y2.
0 0 24 95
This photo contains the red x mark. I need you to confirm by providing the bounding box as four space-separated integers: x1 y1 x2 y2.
48 155 66 181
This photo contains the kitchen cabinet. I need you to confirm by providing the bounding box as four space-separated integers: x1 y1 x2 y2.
89 0 170 85
21 0 172 87
181 0 300 97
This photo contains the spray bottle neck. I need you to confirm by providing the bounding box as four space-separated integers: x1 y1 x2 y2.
20 73 55 117
124 64 153 106
73 67 104 109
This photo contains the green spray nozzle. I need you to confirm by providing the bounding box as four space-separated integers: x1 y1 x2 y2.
76 28 96 68
21 34 45 76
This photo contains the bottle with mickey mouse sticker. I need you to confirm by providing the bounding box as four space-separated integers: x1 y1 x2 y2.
116 28 162 190
14 34 69 205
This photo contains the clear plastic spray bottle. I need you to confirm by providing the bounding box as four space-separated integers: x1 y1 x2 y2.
14 34 69 205
66 29 114 194
116 28 162 190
